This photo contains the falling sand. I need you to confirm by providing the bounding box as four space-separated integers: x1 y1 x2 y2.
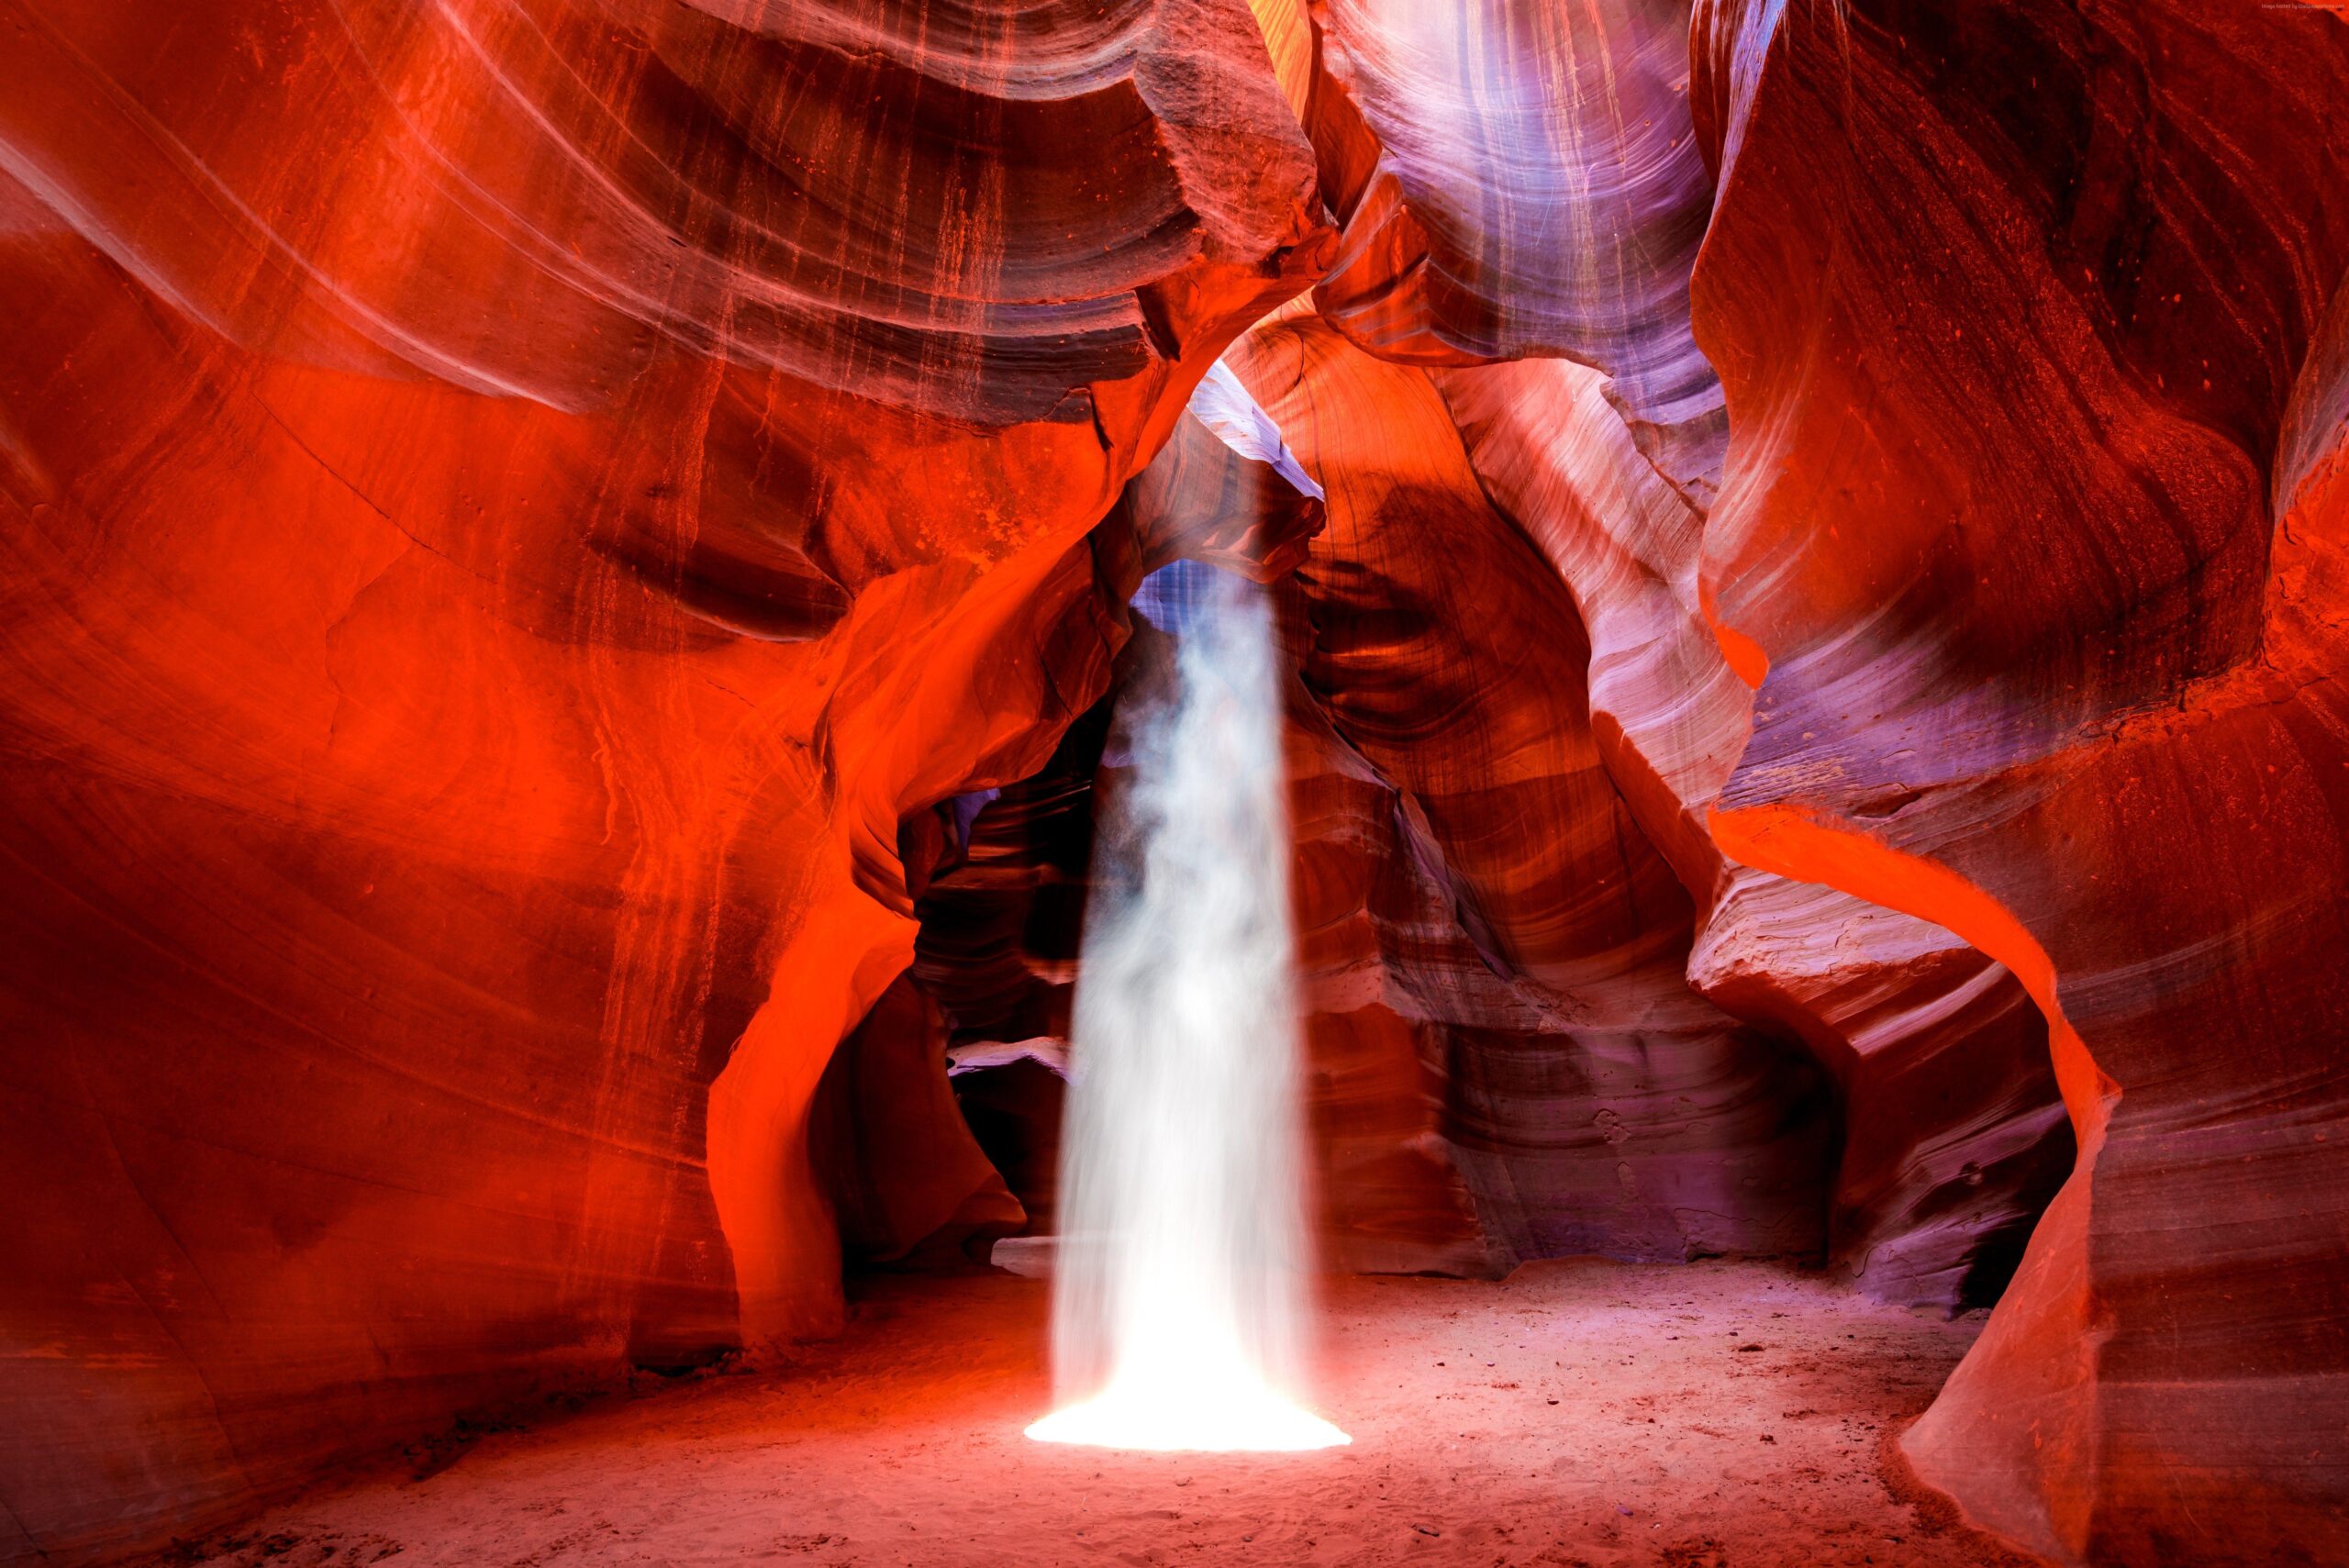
150 1259 2042 1568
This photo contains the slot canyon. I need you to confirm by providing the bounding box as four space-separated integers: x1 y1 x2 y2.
2 1 2345 1564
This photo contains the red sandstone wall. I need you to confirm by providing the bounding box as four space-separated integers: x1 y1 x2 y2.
1288 0 2349 1556
1232 313 1836 1270
5 0 2347 1563
1297 0 2074 1311
0 2 1322 1560
1686 3 2349 1560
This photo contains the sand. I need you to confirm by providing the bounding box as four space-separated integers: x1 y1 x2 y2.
150 1260 2041 1568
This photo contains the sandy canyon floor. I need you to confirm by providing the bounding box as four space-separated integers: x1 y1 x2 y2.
153 1260 2039 1568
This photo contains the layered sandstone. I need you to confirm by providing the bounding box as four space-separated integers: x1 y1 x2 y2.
4 1 2347 1565
1298 0 2073 1313
1688 2 2349 1560
0 2 1322 1560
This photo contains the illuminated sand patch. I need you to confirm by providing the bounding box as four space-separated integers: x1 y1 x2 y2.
1024 1367 1350 1452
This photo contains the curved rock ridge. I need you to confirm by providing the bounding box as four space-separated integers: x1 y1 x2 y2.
0 0 1321 421
1436 356 2071 1312
1687 0 2349 1560
0 2 1326 1560
0 0 1327 644
1274 0 2074 1311
1302 0 1727 504
1224 311 1834 1271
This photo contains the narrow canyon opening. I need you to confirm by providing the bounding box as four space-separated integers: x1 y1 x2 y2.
759 334 2087 1559
849 543 2079 1318
8 1 2345 1565
812 337 2079 1333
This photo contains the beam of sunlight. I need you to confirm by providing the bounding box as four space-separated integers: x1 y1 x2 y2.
1026 554 1347 1454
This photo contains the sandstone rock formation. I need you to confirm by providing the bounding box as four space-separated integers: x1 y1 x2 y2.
4 0 2346 1563
1233 313 1835 1271
1439 354 2074 1311
1686 3 2349 1560
1300 0 2075 1312
0 1 1323 1559
911 312 1842 1280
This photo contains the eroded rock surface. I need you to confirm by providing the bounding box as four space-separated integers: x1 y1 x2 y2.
1232 315 1834 1271
1688 2 2349 1560
6 1 2348 1564
0 1 1321 1559
1293 0 2073 1315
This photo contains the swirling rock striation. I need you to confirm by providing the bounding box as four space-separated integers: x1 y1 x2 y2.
911 312 1836 1277
6 2 2349 1565
1303 0 1726 502
1439 355 2072 1313
1291 0 2071 1313
0 1 1323 1561
1227 312 1834 1272
1690 0 2349 1560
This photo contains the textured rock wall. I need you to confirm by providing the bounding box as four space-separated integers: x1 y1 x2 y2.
1299 0 2074 1313
1290 0 2349 1554
911 310 1842 1281
1438 355 2072 1310
908 1 2073 1305
1687 1 2349 1560
1230 313 1834 1271
6 0 2348 1562
0 2 1322 1561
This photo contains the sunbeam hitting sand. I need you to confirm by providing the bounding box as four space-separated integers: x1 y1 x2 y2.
1030 554 1347 1454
